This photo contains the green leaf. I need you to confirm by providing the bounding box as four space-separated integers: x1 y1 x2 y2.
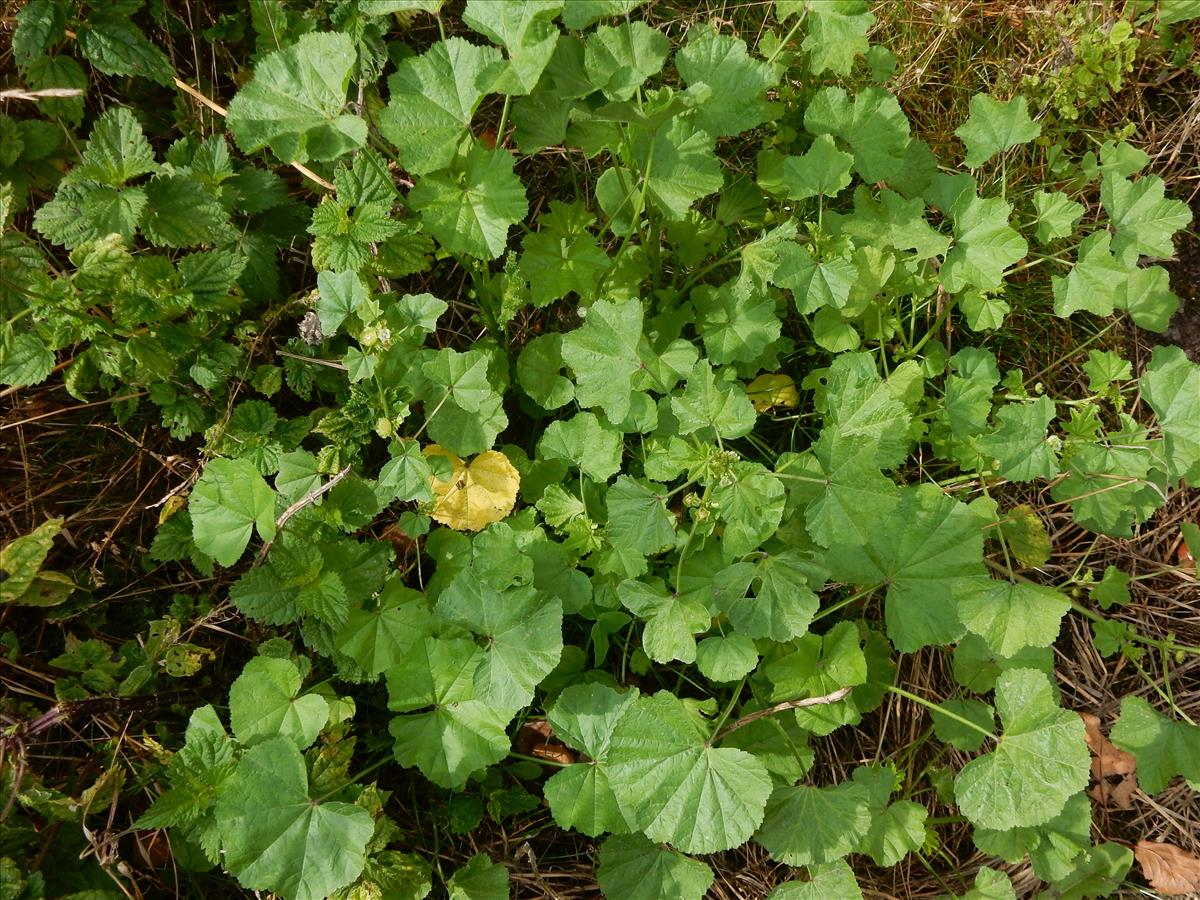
712 461 786 556
519 201 610 306
768 862 863 899
1051 231 1125 318
190 458 277 567
561 299 643 423
803 86 910 183
446 853 509 900
215 737 373 900
544 684 637 835
955 94 1040 168
78 13 174 85
941 192 1027 293
801 1 875 75
0 331 54 387
822 352 911 468
584 21 669 101
379 38 504 175
463 0 562 95
227 32 366 164
759 135 853 201
141 173 229 248
13 0 66 69
387 637 513 789
626 116 723 221
713 549 822 642
607 692 773 853
825 484 988 652
618 578 710 664
671 360 757 440
596 834 714 900
409 146 528 260
839 187 949 259
692 279 781 366
0 518 64 605
1109 695 1200 792
561 0 646 29
931 698 995 752
435 573 563 711
1101 172 1193 259
228 656 329 750
335 581 433 676
755 782 872 865
378 439 435 504
977 395 1059 481
606 476 676 555
517 334 575 410
537 412 623 481
851 765 928 867
676 25 776 136
763 621 866 735
954 668 1089 830
1142 345 1200 482
774 244 856 313
695 634 759 682
69 106 158 186
800 432 901 547
957 579 1070 657
316 270 372 336
1032 190 1084 244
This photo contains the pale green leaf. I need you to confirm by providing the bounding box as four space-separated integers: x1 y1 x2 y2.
1051 231 1125 318
801 1 874 75
957 579 1070 657
537 412 623 481
955 94 1040 168
463 0 562 95
755 782 872 865
228 656 328 749
671 359 757 440
447 853 509 900
676 25 776 136
1101 172 1193 259
618 578 710 664
977 395 1059 481
941 192 1026 293
1109 695 1200 792
1142 345 1200 482
1032 190 1083 244
561 299 643 423
767 862 862 899
190 458 277 567
803 86 910 183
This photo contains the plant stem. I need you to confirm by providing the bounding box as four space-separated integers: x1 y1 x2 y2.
886 685 997 741
714 686 853 742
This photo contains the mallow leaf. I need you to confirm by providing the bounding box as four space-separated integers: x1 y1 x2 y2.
755 781 873 865
190 458 277 567
584 21 669 101
1141 345 1200 483
607 692 772 853
215 737 373 900
675 25 776 136
954 668 1089 830
957 579 1070 658
227 32 366 164
955 94 1040 168
1109 695 1200 793
597 834 714 900
800 0 874 76
803 86 910 183
561 298 643 423
228 656 329 750
462 0 562 95
1101 172 1193 259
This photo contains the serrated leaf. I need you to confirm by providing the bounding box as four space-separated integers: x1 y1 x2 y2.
387 637 513 789
1051 231 1125 318
409 146 528 260
1101 172 1193 259
561 299 643 422
435 572 563 711
0 331 55 387
1142 345 1200 482
316 270 372 336
801 431 901 547
447 853 509 900
618 578 710 664
954 668 1089 830
597 834 714 900
759 134 853 201
756 782 873 865
334 581 433 677
190 458 277 566
517 334 574 410
227 32 366 164
957 579 1070 657
142 174 229 247
13 0 66 69
463 0 562 95
1109 695 1200 793
561 0 646 29
607 692 772 853
671 359 757 440
767 861 862 899
0 518 63 605
676 25 776 136
713 461 786 556
228 656 329 750
801 1 874 75
941 192 1026 293
425 446 520 532
773 244 856 313
215 737 373 900
380 38 504 175
713 549 822 642
68 106 158 186
626 116 723 221
955 94 1040 168
584 21 669 101
519 202 610 306
537 412 623 481
803 86 910 183
977 395 1059 481
1032 190 1084 244
78 13 174 85
825 484 987 652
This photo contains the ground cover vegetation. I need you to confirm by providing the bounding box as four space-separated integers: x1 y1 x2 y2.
2 0 1199 897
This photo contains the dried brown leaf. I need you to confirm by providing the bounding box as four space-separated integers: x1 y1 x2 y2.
1135 840 1200 895
1079 712 1138 809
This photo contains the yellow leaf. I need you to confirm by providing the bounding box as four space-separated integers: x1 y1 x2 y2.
424 445 520 532
746 373 799 413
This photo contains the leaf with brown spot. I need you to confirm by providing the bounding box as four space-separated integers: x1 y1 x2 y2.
1079 711 1138 809
1135 841 1200 895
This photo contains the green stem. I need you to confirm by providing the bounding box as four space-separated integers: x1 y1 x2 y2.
708 676 749 743
765 14 806 66
887 685 997 741
495 93 512 145
509 751 570 768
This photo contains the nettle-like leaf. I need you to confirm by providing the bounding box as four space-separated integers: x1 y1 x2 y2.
379 38 504 175
597 834 714 900
228 656 329 749
607 691 773 853
227 32 366 164
409 146 528 260
386 637 513 789
954 93 1040 168
190 458 277 567
1109 695 1200 792
954 668 1089 830
215 737 373 900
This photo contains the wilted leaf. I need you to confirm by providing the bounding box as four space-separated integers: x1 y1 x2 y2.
425 445 520 531
1079 712 1138 809
747 373 799 412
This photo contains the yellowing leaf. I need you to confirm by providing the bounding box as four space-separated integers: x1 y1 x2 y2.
747 373 799 413
1134 841 1200 895
1 517 76 607
425 445 520 531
